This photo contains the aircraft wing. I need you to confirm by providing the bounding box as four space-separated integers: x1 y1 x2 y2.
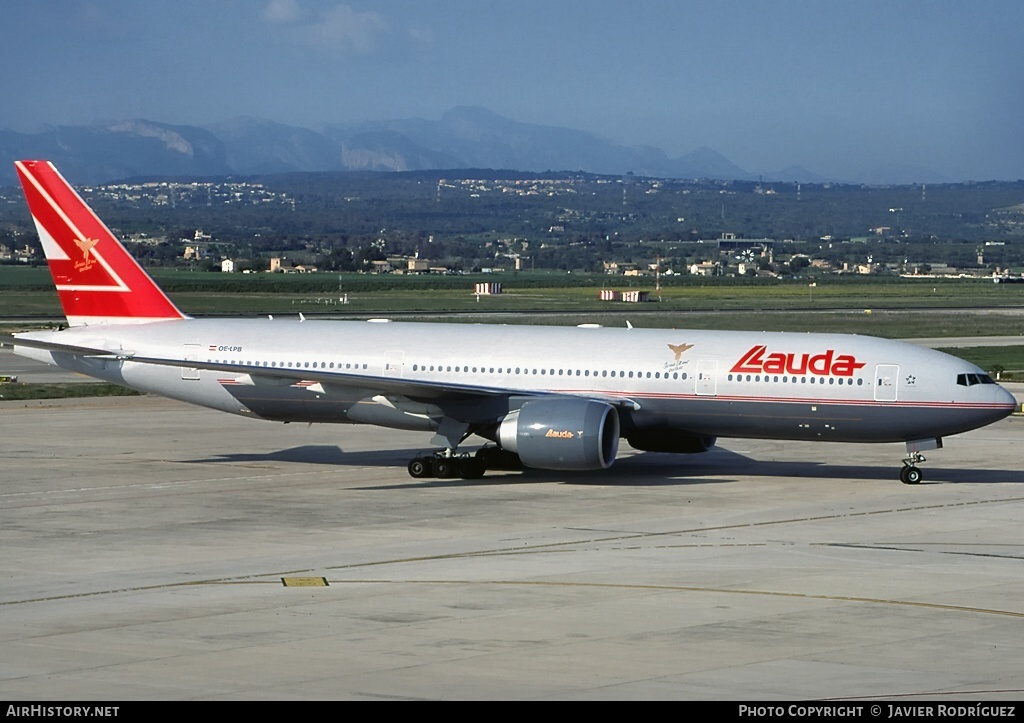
3 333 641 410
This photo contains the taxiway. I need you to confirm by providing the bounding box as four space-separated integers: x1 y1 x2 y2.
1 395 1023 700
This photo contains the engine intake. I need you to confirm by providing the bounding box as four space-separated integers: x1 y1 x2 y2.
498 398 619 471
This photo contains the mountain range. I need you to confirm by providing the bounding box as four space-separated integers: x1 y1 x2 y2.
1 106 845 186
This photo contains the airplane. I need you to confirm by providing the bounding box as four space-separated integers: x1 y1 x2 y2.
4 160 1018 485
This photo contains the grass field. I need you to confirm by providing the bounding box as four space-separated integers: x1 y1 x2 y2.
0 382 143 401
3 273 1024 313
3 266 1023 341
935 346 1024 380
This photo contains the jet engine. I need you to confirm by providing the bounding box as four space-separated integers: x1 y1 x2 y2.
625 430 717 454
497 398 619 471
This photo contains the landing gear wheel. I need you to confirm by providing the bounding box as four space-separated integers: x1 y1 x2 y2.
406 451 491 479
900 466 923 485
408 457 431 478
434 459 457 478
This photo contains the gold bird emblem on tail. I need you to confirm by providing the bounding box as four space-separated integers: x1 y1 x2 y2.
73 237 98 271
74 236 98 257
668 342 693 360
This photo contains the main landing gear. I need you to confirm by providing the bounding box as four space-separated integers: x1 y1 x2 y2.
900 451 926 485
408 453 485 480
407 447 522 480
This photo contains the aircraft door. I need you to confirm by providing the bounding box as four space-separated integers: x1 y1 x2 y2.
383 351 404 378
874 364 899 402
695 359 718 396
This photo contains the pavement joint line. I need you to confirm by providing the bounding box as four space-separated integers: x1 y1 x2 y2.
5 575 1024 620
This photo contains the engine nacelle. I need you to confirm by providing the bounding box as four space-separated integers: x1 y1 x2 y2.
625 430 717 454
498 398 619 471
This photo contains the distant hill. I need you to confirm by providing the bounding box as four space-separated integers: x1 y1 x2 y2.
202 117 340 174
0 120 230 184
0 107 871 186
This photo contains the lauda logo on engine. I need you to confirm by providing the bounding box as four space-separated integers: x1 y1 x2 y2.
730 345 866 377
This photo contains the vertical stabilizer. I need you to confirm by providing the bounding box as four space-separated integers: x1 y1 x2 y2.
15 160 185 326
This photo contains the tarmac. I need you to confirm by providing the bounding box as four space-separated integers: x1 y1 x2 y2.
2 394 1023 700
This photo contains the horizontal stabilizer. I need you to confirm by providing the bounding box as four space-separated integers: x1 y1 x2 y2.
2 333 135 359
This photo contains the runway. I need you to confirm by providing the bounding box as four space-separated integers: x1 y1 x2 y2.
1 396 1023 700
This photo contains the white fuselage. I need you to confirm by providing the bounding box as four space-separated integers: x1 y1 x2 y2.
15 318 1017 446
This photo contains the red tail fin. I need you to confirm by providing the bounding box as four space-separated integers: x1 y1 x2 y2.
15 160 185 326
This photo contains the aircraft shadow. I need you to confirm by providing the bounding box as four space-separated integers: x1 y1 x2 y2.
185 445 1024 487
611 448 1024 486
188 444 417 467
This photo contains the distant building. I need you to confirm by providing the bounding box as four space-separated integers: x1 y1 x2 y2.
600 289 649 302
714 236 774 254
689 262 721 277
13 245 36 263
603 261 638 275
221 259 235 273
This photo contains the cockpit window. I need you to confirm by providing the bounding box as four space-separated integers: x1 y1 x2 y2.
957 373 997 386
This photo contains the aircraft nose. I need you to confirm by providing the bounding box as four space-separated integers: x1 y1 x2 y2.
996 382 1020 411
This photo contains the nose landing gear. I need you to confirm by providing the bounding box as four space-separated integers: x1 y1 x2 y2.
899 439 941 485
899 464 923 485
900 451 926 485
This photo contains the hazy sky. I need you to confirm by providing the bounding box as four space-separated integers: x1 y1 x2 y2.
2 1 1022 182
